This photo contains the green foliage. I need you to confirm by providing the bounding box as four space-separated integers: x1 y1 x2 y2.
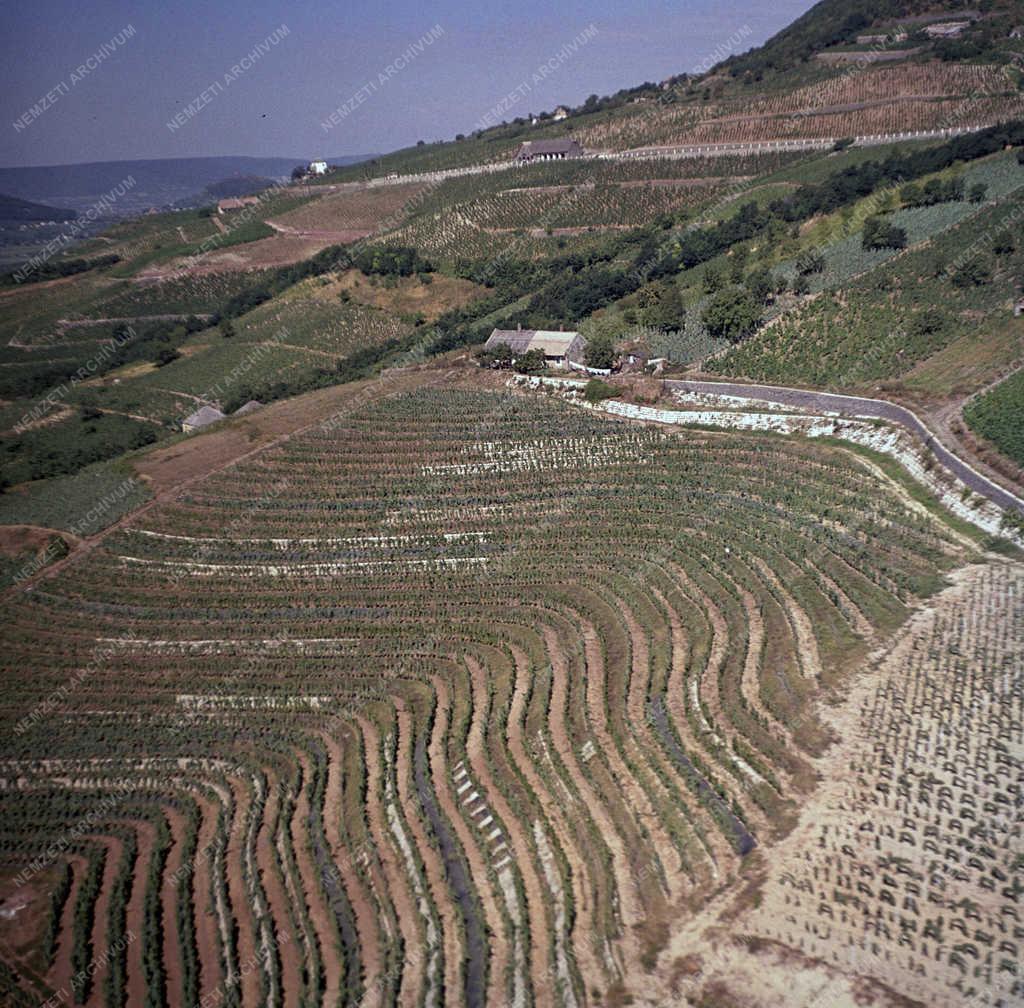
795 249 825 276
352 245 434 277
638 280 685 330
1 411 159 485
512 348 547 374
583 378 619 402
0 459 150 533
951 257 993 287
773 122 1024 223
584 331 617 369
42 862 73 968
862 216 907 251
900 177 965 208
2 253 120 286
964 368 1024 467
703 286 763 343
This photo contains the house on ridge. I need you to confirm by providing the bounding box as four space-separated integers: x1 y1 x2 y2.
182 404 226 433
514 138 583 162
484 327 586 369
217 196 260 213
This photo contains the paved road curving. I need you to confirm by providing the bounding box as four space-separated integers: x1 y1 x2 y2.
665 379 1024 515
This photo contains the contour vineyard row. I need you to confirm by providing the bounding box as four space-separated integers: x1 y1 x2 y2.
0 384 970 1007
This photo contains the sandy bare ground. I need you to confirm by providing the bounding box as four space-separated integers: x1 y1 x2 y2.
632 560 1023 1008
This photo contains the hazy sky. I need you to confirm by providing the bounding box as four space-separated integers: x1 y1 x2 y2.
1 0 815 167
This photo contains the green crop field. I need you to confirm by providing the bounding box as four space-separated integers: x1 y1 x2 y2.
964 367 1024 466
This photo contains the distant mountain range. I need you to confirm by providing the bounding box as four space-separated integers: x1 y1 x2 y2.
0 193 77 223
0 154 376 217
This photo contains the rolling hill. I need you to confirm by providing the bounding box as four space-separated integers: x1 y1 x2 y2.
1 7 1023 1006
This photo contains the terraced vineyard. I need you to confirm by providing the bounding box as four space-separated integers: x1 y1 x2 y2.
0 377 983 1007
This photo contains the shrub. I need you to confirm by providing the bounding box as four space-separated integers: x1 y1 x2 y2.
951 257 993 288
583 378 618 402
584 332 616 369
862 216 907 251
512 348 547 374
703 286 763 343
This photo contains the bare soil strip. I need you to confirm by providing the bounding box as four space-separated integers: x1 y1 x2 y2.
465 654 554 1008
317 729 384 1008
506 640 605 990
357 714 423 1008
258 770 303 1008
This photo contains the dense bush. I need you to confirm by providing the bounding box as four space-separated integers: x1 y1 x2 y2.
703 286 763 343
2 253 120 286
862 216 907 251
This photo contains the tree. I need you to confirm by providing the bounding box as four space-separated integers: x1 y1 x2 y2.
155 347 180 367
291 165 308 180
584 332 616 369
795 249 825 276
640 281 684 331
583 378 618 402
729 246 749 283
513 348 546 374
969 183 988 204
219 319 235 338
862 216 906 250
703 263 727 294
746 267 776 304
993 230 1016 255
952 257 993 288
703 286 762 343
907 309 945 339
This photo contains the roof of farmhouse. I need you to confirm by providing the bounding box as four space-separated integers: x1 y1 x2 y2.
516 138 582 157
485 328 583 355
183 404 227 428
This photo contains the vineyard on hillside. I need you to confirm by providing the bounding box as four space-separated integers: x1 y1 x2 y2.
964 368 1024 467
0 379 978 1008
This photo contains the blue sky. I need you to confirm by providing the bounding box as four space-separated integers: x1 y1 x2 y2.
0 0 815 167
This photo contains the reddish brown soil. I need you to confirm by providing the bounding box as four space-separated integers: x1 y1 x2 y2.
160 806 186 1006
124 819 156 1008
256 770 302 1008
465 654 556 1007
82 834 123 1008
357 714 423 1008
317 729 384 1008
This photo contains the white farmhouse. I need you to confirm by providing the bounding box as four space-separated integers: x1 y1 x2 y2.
309 159 329 175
